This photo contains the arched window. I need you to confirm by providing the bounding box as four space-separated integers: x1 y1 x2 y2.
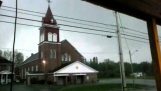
48 32 52 41
31 66 34 72
40 32 44 42
36 65 38 72
64 53 68 61
50 49 56 59
41 51 43 59
69 55 71 61
61 55 65 61
53 33 57 42
42 33 44 42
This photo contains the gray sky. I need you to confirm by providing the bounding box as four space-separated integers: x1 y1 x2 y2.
0 0 160 63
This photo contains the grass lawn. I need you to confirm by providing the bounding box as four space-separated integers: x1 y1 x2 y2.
0 83 152 91
58 84 152 91
0 84 63 91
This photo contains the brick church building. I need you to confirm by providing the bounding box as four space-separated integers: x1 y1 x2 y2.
17 6 98 85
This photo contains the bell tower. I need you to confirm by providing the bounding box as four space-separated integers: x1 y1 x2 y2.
39 5 61 72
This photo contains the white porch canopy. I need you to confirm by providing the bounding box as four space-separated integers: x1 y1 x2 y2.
54 61 98 76
0 70 12 84
0 70 12 74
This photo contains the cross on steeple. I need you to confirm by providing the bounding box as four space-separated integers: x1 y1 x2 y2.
47 0 52 6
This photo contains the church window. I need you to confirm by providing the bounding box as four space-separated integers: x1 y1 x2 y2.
41 51 43 59
69 55 71 61
48 32 52 41
50 49 56 59
51 19 53 23
31 66 34 72
63 53 72 62
28 67 30 72
61 55 65 61
53 33 57 42
36 65 38 72
64 53 68 61
40 33 44 42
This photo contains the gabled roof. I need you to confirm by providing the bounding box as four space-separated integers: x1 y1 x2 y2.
45 6 53 20
61 39 84 58
0 56 12 64
54 61 98 74
43 6 57 25
18 53 39 66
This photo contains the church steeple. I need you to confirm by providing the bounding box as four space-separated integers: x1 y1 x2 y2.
38 1 61 72
43 6 57 25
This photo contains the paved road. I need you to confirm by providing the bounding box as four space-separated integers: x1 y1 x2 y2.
99 78 157 91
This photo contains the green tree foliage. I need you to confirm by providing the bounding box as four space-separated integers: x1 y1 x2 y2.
86 57 153 78
0 50 24 66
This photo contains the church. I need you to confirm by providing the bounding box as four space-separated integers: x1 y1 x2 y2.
17 5 98 85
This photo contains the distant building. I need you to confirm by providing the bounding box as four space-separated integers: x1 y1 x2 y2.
0 56 12 84
17 6 98 85
131 72 143 78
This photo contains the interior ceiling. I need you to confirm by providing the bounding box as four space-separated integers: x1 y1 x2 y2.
84 0 161 25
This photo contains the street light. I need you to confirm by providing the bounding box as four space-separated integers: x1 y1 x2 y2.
42 60 46 72
129 50 138 88
42 60 47 84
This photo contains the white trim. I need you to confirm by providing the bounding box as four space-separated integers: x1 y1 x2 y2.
54 61 98 74
0 70 12 74
72 73 86 76
39 41 61 45
54 74 69 76
26 73 44 76
43 24 59 29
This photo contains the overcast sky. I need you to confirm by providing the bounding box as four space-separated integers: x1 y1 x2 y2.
0 0 161 63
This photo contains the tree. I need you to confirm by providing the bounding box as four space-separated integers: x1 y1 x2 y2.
15 52 24 66
0 50 2 56
0 50 24 66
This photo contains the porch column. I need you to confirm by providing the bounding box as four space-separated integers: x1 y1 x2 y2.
147 18 161 91
65 76 67 85
0 74 2 84
27 76 31 85
6 74 8 84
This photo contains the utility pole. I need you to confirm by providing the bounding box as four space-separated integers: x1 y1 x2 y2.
0 0 2 7
129 50 138 88
129 50 134 88
114 11 126 91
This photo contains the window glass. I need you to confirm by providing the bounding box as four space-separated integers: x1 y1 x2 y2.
48 32 52 41
36 65 38 72
53 33 57 42
50 49 56 59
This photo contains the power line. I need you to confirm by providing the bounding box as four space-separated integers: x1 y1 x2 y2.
0 20 149 43
2 5 115 27
0 8 117 31
1 8 149 38
0 13 151 41
1 5 150 35
2 5 160 41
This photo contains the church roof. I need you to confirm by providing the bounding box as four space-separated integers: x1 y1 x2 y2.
54 61 98 74
45 6 53 20
61 39 84 58
19 40 84 67
43 6 57 25
18 53 39 66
